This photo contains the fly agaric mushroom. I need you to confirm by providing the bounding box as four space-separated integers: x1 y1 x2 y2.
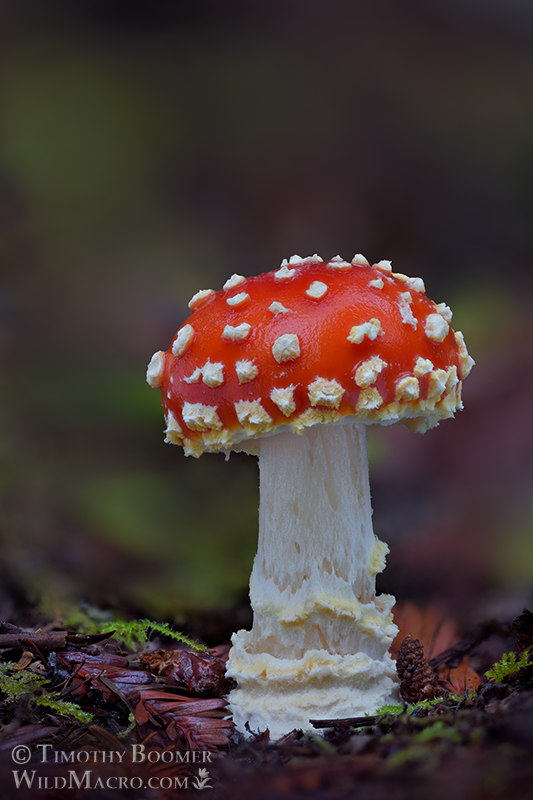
146 253 474 738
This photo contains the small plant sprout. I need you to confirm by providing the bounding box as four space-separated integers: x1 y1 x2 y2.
147 254 474 738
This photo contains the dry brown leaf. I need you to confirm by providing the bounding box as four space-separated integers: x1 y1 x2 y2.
391 604 482 697
439 659 481 695
391 603 458 660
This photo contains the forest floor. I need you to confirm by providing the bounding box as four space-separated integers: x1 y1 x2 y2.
0 600 532 799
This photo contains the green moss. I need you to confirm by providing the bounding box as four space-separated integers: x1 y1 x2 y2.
60 605 206 652
406 697 445 713
117 712 136 740
412 720 462 744
374 697 447 718
0 663 93 724
485 650 532 683
383 713 477 770
99 618 206 651
0 664 49 700
35 697 94 724
374 703 405 716
386 744 436 769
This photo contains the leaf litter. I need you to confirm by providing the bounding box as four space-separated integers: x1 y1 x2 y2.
0 607 531 798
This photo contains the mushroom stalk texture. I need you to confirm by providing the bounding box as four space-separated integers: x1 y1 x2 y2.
146 252 475 739
227 423 397 738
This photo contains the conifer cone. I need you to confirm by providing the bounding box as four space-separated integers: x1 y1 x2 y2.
396 634 444 704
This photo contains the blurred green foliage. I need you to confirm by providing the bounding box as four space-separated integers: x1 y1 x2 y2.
1 3 532 622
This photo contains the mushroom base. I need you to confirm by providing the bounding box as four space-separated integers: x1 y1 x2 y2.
226 423 399 738
227 643 398 739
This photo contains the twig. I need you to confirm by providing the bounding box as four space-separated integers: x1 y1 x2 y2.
429 619 508 670
310 715 377 729
0 632 68 650
0 631 111 652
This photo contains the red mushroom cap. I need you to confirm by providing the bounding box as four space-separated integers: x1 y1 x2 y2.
147 254 474 456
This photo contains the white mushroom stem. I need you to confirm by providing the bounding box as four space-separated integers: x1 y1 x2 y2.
253 424 381 645
227 423 399 739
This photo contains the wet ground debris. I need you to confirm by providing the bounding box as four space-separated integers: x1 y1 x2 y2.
134 689 233 749
0 622 110 653
0 605 532 798
0 624 235 753
511 608 533 653
139 645 234 696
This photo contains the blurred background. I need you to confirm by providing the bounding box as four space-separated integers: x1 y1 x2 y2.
1 0 532 632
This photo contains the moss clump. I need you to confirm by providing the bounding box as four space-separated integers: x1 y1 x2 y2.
0 663 93 723
373 703 405 716
485 650 532 683
0 663 49 700
375 696 451 718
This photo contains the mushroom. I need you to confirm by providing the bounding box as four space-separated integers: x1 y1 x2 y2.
146 253 474 738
